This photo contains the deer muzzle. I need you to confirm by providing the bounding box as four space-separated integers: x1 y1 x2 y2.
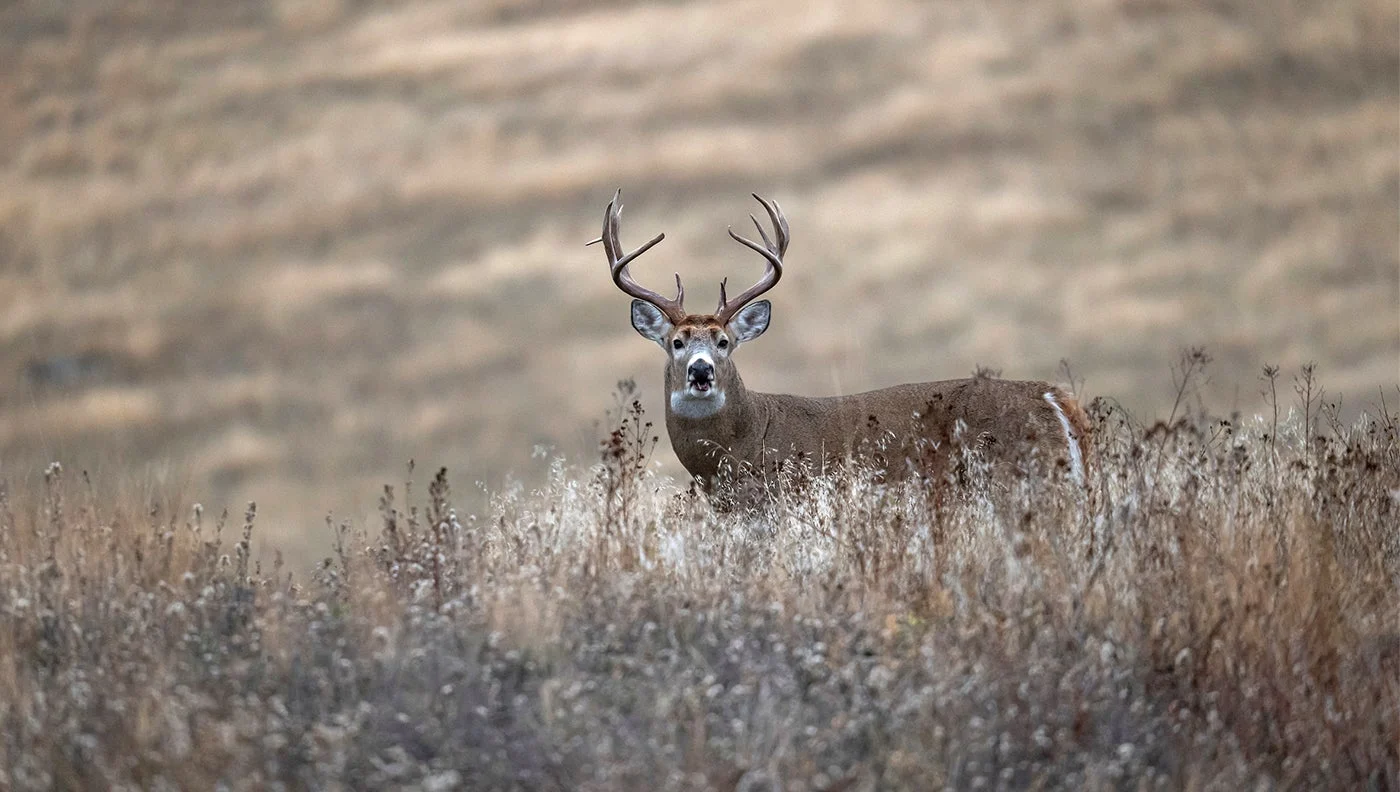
686 357 715 394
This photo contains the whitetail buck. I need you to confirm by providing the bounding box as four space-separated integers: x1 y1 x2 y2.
592 190 1090 496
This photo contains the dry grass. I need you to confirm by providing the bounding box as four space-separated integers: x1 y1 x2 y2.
1 0 1396 562
1 363 1396 790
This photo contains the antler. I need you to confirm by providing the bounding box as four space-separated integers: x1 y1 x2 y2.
588 189 685 323
717 193 788 322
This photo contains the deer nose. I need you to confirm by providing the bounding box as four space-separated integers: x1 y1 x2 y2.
688 359 714 383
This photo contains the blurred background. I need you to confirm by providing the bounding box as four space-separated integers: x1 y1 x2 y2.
1 0 1396 563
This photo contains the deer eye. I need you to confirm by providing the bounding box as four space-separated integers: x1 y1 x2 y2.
672 338 684 350
717 338 729 349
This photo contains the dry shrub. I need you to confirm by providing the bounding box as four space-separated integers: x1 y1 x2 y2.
1 371 1397 791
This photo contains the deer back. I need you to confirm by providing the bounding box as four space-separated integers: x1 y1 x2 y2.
668 376 1088 487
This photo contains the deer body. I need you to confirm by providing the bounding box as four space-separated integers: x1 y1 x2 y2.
665 370 1087 487
593 191 1088 495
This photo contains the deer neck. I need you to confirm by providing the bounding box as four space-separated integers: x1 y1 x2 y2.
663 365 760 456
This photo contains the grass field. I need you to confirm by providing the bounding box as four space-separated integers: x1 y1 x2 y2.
1 0 1397 561
1 366 1397 789
1 3 1397 782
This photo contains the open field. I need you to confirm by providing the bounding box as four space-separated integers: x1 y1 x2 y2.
2 380 1397 789
2 1 1397 786
1 0 1397 560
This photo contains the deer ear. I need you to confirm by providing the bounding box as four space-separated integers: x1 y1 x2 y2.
631 300 673 345
728 300 771 343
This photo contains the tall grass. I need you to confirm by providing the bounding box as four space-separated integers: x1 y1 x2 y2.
1 368 1397 790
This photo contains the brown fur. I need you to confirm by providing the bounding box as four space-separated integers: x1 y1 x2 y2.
605 193 1088 497
672 317 726 338
661 324 1089 493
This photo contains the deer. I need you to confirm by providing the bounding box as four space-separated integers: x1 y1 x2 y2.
591 190 1090 499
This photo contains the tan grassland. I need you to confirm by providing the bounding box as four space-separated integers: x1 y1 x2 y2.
1 378 1397 788
1 0 1397 559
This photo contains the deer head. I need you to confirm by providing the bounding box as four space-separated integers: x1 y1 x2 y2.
591 190 788 419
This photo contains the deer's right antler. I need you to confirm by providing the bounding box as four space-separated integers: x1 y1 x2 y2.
589 189 686 324
717 193 788 322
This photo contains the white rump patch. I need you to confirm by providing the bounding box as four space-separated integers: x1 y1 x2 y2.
1044 392 1085 484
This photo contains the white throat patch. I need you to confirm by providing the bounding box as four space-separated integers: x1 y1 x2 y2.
671 389 726 418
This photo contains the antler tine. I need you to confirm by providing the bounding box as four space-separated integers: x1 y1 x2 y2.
745 193 788 254
746 213 774 253
718 193 788 321
765 194 790 255
593 189 685 322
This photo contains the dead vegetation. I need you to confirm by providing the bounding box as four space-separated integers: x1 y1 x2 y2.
1 0 1396 562
1 362 1396 790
